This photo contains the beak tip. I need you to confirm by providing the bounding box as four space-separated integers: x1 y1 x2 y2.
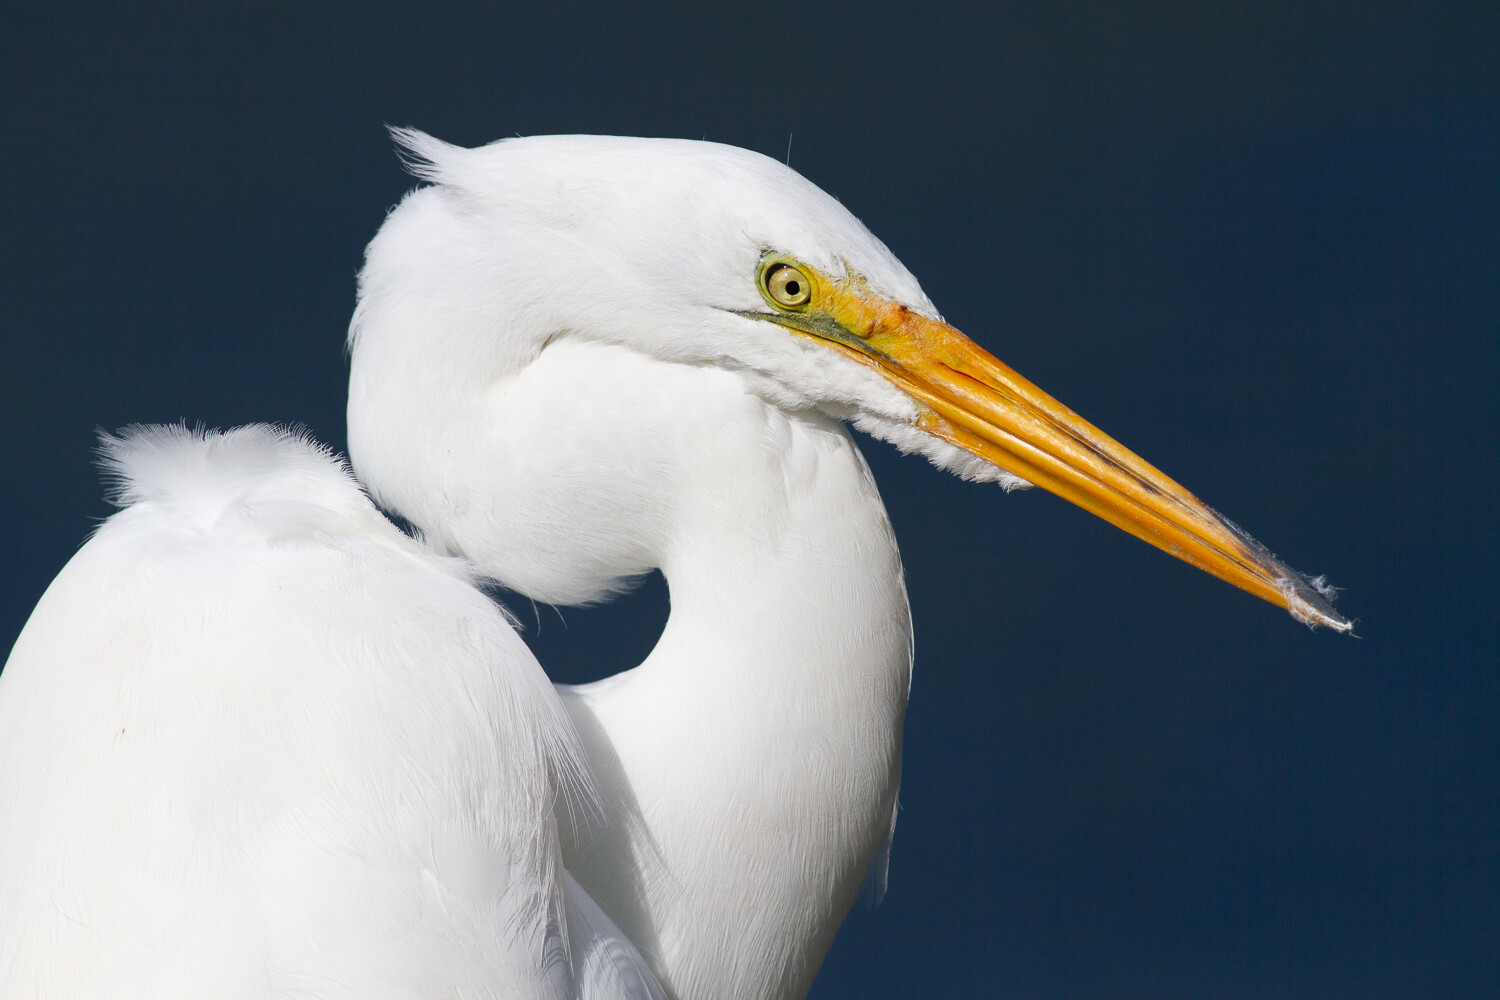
1279 574 1356 634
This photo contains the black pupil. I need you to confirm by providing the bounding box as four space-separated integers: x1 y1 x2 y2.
784 280 800 296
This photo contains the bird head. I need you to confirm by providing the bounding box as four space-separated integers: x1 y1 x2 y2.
348 130 1349 630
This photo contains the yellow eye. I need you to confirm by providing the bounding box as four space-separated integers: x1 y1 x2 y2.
764 263 813 309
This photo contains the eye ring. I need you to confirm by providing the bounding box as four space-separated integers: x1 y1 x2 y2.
764 262 813 309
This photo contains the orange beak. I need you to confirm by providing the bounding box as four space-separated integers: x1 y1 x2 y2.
763 267 1351 631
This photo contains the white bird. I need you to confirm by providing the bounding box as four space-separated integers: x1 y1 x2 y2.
0 131 1350 1000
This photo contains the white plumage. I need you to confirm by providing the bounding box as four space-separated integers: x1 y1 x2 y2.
0 426 637 997
0 132 1347 999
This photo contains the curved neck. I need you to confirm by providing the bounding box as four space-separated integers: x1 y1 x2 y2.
557 395 912 1000
355 338 913 1000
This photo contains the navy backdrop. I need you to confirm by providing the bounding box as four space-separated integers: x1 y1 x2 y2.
3 3 1496 997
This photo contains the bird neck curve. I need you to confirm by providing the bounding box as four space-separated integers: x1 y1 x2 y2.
562 428 911 1000
352 335 913 1000
541 349 912 1000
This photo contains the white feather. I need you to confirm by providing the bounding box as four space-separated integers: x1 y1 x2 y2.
0 426 601 998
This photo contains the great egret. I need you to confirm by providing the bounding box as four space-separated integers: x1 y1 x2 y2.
0 131 1349 999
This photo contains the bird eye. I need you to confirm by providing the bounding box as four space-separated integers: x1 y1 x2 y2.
764 263 813 309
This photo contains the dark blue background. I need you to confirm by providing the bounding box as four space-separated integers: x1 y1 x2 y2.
3 3 1495 996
